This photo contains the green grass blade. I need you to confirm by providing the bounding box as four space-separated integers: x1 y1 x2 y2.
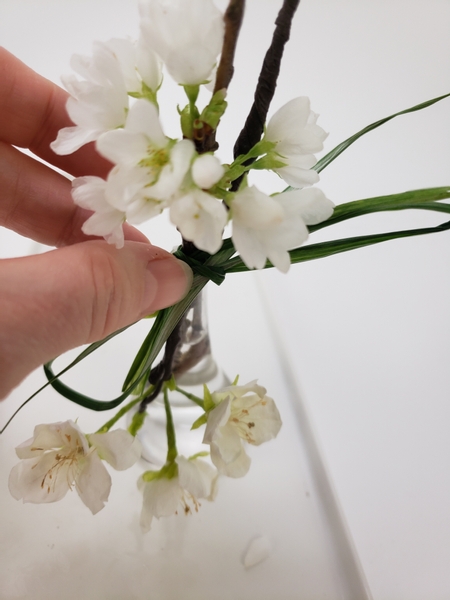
314 93 450 174
225 219 450 272
43 359 145 411
309 187 450 232
123 242 238 391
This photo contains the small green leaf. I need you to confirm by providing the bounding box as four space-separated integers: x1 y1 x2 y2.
199 89 228 129
203 384 215 412
251 155 287 171
166 375 177 391
191 413 208 430
189 451 209 459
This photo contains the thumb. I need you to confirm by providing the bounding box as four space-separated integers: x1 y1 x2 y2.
0 241 193 399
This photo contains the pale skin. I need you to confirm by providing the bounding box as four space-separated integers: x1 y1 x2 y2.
0 48 192 399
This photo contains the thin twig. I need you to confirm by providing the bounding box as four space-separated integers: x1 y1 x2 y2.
232 0 301 189
139 321 182 412
201 0 246 153
214 0 246 94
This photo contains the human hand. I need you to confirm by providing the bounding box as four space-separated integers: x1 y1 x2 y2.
0 48 192 399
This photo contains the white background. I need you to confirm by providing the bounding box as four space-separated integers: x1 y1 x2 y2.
1 1 450 598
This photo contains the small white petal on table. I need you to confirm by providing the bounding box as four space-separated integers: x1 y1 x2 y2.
242 535 272 569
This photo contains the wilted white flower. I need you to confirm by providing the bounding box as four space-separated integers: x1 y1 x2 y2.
51 41 130 155
139 455 217 532
203 380 282 478
231 185 334 272
9 421 141 515
264 97 328 188
139 0 225 85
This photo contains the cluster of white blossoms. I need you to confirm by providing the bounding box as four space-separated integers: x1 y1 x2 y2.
9 381 281 532
138 380 281 531
51 0 334 273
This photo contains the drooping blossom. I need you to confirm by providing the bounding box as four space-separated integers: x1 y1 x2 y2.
139 0 225 85
202 380 282 478
139 455 218 532
231 185 334 272
9 421 141 515
264 97 328 188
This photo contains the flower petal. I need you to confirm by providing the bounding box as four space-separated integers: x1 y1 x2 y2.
125 98 166 147
139 0 224 85
281 188 335 225
96 129 149 165
50 125 99 155
176 456 217 499
170 190 227 254
203 396 232 444
8 452 73 504
210 440 251 478
232 395 282 446
89 430 142 471
140 476 182 532
192 154 224 189
75 451 111 515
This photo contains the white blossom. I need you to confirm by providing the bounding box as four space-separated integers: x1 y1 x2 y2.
264 97 328 188
139 0 225 85
103 37 162 95
72 176 127 248
231 185 334 273
203 380 282 478
71 99 197 247
96 99 195 225
8 421 141 515
51 41 130 155
139 455 217 532
51 37 163 156
170 189 228 254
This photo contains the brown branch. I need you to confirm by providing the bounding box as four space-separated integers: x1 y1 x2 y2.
214 0 246 94
200 0 246 153
232 0 301 188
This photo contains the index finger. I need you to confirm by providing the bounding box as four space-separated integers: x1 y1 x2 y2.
0 47 111 178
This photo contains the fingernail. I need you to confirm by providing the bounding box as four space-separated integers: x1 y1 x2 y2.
143 257 193 315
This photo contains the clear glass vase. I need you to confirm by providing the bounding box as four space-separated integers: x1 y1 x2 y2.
134 290 229 466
